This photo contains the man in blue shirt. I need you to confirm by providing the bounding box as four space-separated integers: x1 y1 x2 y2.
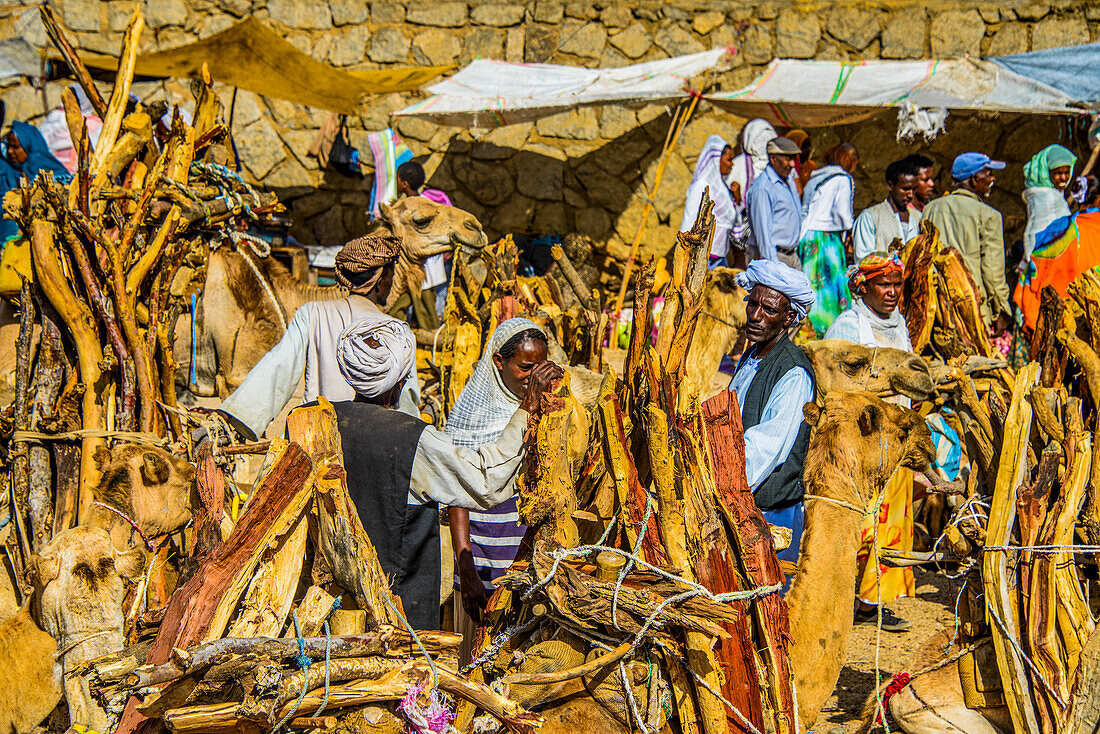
746 136 803 267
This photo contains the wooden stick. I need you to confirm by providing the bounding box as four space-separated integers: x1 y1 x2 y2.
91 10 144 175
39 5 108 118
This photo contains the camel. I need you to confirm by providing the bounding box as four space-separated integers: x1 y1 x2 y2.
682 266 747 399
803 339 937 402
179 196 488 396
20 445 197 731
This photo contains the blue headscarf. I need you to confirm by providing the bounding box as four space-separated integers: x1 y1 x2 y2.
9 121 72 184
0 157 20 243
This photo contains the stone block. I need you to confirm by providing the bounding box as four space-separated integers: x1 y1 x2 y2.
506 27 524 61
1087 5 1100 21
609 23 652 59
930 10 985 56
559 20 607 59
368 26 410 63
413 28 461 65
1032 15 1089 50
196 13 237 37
329 26 370 66
644 153 690 220
756 2 780 21
237 118 287 179
331 0 369 25
987 23 1029 56
454 160 516 206
490 194 535 235
471 3 525 27
533 1 563 24
525 24 559 62
63 0 100 32
575 207 612 238
881 10 926 59
465 27 506 60
1013 3 1050 21
536 107 599 140
600 5 632 29
574 166 632 209
293 191 338 220
406 2 466 27
517 157 565 200
216 0 251 17
693 11 725 36
776 9 821 58
740 23 773 65
655 23 706 56
533 201 568 233
599 107 638 139
396 116 437 142
267 0 331 29
371 2 405 23
827 7 881 50
312 207 346 246
264 157 315 189
979 8 1001 23
526 142 568 161
108 2 137 32
613 198 647 245
599 46 630 68
564 2 597 20
471 122 531 158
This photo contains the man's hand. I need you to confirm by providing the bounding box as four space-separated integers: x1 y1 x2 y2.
456 549 488 624
519 361 565 414
993 311 1011 337
730 181 742 206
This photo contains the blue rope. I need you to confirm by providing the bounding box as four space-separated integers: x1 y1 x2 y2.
314 597 341 717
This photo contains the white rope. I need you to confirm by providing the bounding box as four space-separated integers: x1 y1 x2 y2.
233 240 287 332
985 601 1066 708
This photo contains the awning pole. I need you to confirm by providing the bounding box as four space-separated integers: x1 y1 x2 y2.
612 93 701 317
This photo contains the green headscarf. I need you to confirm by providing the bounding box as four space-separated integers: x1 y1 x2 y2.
1024 144 1077 189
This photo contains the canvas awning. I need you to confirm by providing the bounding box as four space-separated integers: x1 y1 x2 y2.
65 18 449 114
394 47 734 127
705 57 1087 128
991 42 1100 106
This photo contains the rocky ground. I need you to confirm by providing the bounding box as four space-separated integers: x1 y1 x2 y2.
812 567 960 733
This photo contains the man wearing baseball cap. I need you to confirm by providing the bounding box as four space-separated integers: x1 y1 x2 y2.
746 136 804 267
922 152 1012 334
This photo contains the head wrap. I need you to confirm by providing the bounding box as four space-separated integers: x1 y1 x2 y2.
680 135 737 244
741 119 777 170
336 316 416 401
446 318 545 448
334 233 402 294
847 251 904 290
786 129 810 151
9 121 72 184
734 260 816 319
1023 144 1077 189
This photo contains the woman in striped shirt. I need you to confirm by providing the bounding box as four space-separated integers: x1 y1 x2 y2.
445 318 548 660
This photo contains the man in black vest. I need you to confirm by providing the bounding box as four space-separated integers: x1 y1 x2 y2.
729 260 817 565
318 315 561 629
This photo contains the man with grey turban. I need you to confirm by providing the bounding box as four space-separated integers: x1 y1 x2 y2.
315 316 562 628
218 232 412 440
728 259 817 572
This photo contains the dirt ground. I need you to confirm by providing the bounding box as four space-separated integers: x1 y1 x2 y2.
810 566 960 733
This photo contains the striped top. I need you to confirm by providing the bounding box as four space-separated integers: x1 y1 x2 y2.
466 496 527 591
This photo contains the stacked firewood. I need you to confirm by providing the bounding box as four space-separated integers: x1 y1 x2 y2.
924 275 1100 734
443 196 798 734
4 7 280 577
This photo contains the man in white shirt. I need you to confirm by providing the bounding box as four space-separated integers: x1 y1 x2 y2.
853 159 923 259
728 260 817 564
318 317 562 628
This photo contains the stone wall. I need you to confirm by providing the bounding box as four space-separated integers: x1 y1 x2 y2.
1 0 1097 257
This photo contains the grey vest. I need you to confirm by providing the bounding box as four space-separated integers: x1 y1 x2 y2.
735 335 816 512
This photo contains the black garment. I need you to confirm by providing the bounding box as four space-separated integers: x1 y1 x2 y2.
330 400 440 630
735 334 816 512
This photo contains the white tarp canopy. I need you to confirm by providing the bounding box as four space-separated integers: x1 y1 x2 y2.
395 47 733 127
705 57 1087 128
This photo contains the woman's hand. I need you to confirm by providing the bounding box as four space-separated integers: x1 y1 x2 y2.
456 549 488 623
519 361 564 414
730 181 742 205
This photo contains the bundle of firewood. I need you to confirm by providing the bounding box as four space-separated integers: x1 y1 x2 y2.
3 7 280 577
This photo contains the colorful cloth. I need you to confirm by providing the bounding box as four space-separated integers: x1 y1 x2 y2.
334 233 402 294
1022 143 1075 258
797 229 850 336
848 251 904 289
857 466 916 606
1023 144 1077 189
926 413 961 482
367 128 414 218
1015 209 1100 329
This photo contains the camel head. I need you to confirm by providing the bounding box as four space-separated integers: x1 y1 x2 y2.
376 196 488 262
90 444 197 548
27 525 145 732
803 391 936 505
802 339 935 402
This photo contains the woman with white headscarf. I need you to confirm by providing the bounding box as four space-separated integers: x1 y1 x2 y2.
680 135 740 265
446 317 548 661
323 315 561 629
728 118 778 207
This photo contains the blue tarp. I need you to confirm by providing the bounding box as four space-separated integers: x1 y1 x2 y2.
992 43 1100 105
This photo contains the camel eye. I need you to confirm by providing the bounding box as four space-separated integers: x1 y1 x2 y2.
843 358 867 375
413 216 432 229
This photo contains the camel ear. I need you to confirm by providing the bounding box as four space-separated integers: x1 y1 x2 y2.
378 201 394 222
802 402 821 426
858 403 882 436
141 452 170 485
113 546 146 583
25 552 58 590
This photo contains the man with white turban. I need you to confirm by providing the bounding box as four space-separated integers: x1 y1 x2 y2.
314 317 562 628
729 260 817 567
217 232 416 440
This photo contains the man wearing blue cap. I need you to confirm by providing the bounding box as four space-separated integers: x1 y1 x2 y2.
922 152 1012 334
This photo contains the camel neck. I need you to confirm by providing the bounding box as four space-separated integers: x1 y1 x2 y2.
785 462 873 722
